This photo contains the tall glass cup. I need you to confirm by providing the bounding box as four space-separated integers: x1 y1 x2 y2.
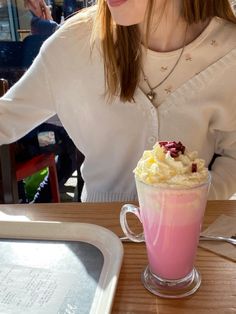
120 175 210 298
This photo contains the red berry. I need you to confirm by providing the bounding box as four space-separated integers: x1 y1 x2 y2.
192 163 197 173
158 141 185 158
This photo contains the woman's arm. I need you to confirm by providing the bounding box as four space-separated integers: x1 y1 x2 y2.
209 130 236 199
0 50 56 145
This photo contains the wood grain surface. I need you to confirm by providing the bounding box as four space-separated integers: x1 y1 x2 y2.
0 200 235 314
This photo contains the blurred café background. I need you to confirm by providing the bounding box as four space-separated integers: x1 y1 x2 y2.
0 0 95 41
0 0 95 204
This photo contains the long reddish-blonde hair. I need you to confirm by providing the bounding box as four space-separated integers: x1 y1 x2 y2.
93 0 236 102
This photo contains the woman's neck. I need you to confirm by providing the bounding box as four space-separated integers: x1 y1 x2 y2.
140 0 210 52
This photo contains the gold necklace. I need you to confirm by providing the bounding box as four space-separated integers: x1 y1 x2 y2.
141 24 188 103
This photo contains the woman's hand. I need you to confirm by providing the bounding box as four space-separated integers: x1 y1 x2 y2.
24 0 53 20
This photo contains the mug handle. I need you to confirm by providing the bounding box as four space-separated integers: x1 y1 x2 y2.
120 204 145 243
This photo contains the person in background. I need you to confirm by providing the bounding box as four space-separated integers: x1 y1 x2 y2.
24 0 58 36
1 0 236 202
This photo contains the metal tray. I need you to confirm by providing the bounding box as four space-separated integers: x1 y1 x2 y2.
0 221 124 314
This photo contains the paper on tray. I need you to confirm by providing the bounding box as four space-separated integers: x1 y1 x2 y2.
0 264 79 314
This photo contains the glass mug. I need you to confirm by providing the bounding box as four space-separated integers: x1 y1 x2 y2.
120 176 210 298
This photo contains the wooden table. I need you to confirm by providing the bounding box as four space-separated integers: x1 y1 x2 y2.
0 201 235 313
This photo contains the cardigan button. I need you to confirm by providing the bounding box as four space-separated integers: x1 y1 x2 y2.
148 136 156 144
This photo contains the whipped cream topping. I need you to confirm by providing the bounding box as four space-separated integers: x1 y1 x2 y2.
134 142 209 187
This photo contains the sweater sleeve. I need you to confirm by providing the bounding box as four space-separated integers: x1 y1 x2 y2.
209 131 236 200
0 50 56 145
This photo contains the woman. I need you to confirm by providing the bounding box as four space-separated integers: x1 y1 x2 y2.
1 0 236 201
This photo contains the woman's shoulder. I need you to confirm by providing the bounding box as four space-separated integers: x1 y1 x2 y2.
61 5 97 35
43 5 97 49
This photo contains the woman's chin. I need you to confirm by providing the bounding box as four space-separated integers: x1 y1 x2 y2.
115 21 139 26
111 15 143 26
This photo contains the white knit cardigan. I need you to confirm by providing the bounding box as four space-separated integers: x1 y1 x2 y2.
1 10 236 201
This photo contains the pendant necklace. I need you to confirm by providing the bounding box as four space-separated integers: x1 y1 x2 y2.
141 24 188 103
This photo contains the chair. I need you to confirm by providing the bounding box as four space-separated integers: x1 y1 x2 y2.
0 78 60 203
0 144 18 203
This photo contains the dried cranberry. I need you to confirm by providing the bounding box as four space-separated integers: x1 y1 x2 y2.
159 141 168 147
192 163 197 173
158 141 186 158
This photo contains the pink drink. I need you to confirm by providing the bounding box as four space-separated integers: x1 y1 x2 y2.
136 179 209 280
121 141 210 297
